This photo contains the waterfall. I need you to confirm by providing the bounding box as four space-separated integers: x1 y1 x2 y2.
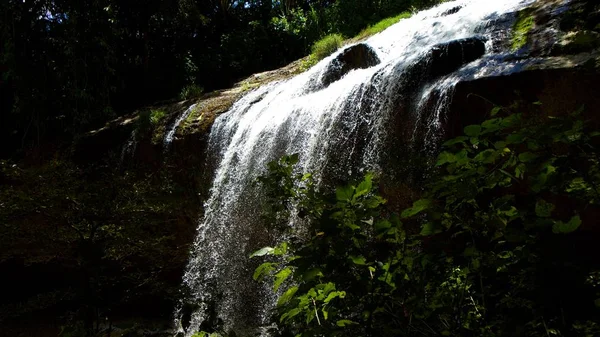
164 103 198 149
176 0 535 335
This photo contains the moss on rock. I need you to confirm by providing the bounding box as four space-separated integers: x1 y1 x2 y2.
512 9 535 51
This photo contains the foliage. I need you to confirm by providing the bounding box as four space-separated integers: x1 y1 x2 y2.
355 12 412 40
253 107 600 336
0 158 200 334
512 9 535 50
0 0 447 154
311 34 345 61
180 84 205 100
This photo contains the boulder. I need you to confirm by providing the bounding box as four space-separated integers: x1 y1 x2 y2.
321 43 381 87
425 37 487 78
440 6 462 17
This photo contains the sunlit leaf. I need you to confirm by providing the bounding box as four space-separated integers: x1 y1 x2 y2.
336 319 357 327
274 267 292 291
350 255 367 265
250 247 274 258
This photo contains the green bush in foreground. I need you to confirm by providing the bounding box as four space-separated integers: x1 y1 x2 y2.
253 106 600 337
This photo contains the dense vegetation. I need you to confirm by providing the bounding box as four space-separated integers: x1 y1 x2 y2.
0 0 442 157
0 154 203 335
252 106 600 337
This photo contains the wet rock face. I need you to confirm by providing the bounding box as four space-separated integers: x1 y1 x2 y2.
391 36 487 93
440 6 462 17
553 30 600 55
426 37 487 78
321 43 381 87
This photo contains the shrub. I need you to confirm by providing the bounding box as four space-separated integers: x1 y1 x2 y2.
355 12 412 40
310 33 345 61
180 84 204 100
252 107 600 337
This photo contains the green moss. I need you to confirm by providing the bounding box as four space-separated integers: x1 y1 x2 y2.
240 80 260 92
180 104 205 133
355 12 412 40
511 9 535 51
310 33 345 61
150 109 165 125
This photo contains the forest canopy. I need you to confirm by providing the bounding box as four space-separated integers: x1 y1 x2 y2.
0 0 442 157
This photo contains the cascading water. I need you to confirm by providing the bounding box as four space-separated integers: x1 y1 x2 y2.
176 0 536 335
164 103 198 149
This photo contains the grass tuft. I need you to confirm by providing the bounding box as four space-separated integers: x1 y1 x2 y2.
356 12 412 40
310 33 345 61
179 84 204 100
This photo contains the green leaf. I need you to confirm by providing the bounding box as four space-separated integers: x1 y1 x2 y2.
455 149 469 165
535 199 555 218
490 106 502 116
482 118 501 130
518 152 538 163
436 151 456 166
280 307 302 322
463 246 478 257
515 163 526 179
375 219 392 231
303 268 323 282
336 320 357 327
420 222 439 236
494 141 508 150
552 215 582 234
273 267 292 291
336 185 354 201
595 298 600 308
443 136 468 147
273 242 288 256
507 133 525 144
350 255 367 265
363 195 386 208
277 286 299 307
354 173 373 198
289 153 299 164
324 290 346 304
464 125 482 137
253 262 275 281
401 199 431 218
301 173 312 181
250 247 274 258
474 149 498 164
